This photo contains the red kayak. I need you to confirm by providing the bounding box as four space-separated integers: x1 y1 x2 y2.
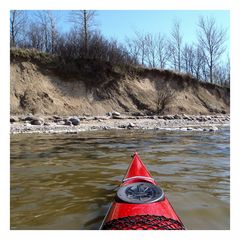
100 152 185 230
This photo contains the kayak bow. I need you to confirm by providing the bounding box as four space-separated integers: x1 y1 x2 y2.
100 152 185 230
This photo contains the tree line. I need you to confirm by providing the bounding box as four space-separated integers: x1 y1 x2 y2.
10 10 230 87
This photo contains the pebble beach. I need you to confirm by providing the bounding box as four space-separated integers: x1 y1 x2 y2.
10 112 230 134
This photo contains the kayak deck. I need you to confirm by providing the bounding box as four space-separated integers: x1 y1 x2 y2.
101 153 185 230
102 214 184 230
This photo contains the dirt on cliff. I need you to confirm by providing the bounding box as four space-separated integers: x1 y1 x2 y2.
10 49 230 116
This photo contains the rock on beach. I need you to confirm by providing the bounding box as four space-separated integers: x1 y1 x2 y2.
68 117 80 126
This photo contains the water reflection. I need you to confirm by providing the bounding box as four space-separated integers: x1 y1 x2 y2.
11 128 230 229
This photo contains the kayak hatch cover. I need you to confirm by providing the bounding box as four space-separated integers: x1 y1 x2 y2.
100 152 185 230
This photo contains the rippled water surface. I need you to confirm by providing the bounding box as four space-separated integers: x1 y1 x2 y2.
10 128 230 230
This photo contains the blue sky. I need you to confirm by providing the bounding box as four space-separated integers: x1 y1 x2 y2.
55 10 229 48
96 10 229 44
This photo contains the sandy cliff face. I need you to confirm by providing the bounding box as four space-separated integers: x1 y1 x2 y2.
10 59 229 116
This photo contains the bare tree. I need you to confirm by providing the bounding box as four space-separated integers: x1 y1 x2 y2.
192 45 205 80
144 33 169 69
167 43 177 70
145 33 157 68
133 31 147 66
181 43 210 81
69 10 97 57
156 33 169 69
35 11 50 52
214 58 230 86
47 11 58 54
125 37 140 65
56 28 82 59
182 43 195 75
197 16 226 83
33 11 59 53
10 10 27 47
26 22 44 51
88 32 108 60
170 20 183 71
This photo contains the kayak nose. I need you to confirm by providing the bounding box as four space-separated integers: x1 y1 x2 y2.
123 153 155 184
100 153 185 230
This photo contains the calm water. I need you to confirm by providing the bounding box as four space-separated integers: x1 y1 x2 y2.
10 128 230 230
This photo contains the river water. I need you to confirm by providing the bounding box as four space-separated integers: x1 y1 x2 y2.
10 128 230 230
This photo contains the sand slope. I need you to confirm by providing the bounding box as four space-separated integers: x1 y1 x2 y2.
10 59 229 116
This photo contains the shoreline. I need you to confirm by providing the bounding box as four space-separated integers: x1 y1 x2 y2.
10 114 230 134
